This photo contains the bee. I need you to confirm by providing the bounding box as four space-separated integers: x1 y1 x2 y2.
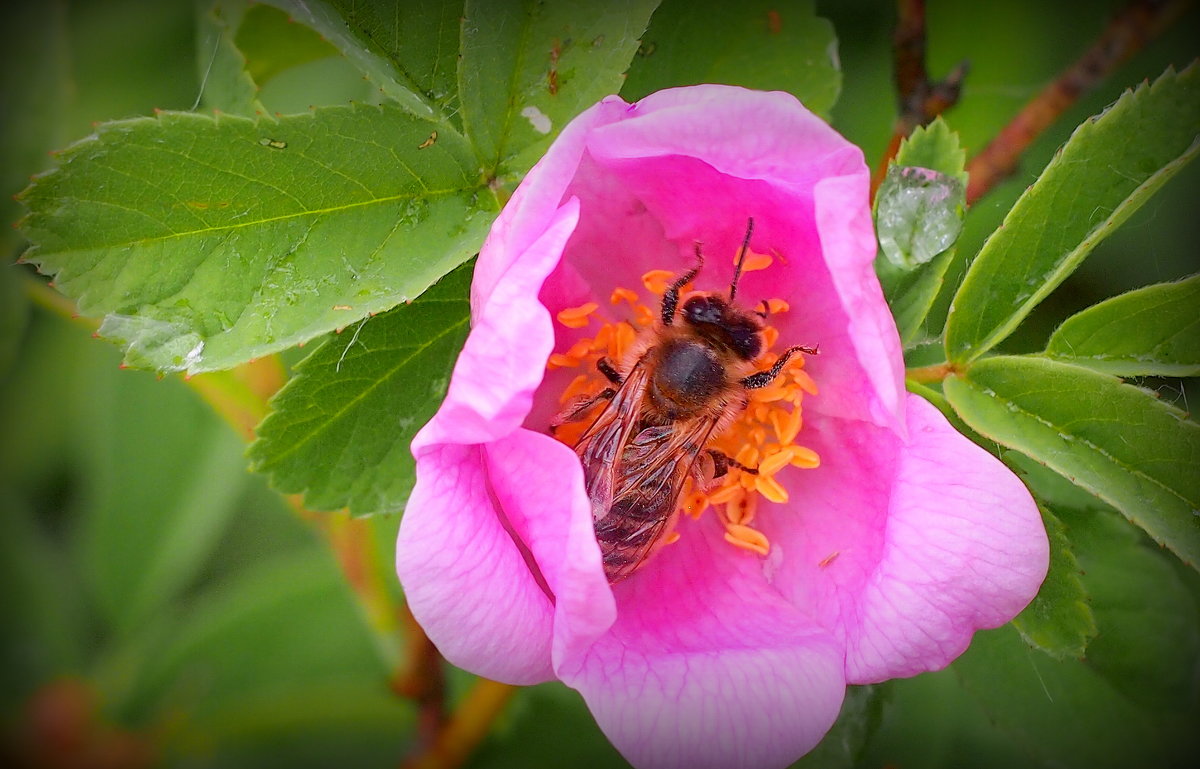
552 219 818 583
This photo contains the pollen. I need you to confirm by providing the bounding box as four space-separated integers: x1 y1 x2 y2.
547 268 820 562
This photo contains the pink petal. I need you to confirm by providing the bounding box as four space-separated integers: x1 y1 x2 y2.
558 515 845 769
416 200 580 450
757 395 1046 683
842 395 1048 681
482 429 616 667
396 443 554 684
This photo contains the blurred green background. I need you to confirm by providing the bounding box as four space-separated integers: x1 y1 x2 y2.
2 1 1196 767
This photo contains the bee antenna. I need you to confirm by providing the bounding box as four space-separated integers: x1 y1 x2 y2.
729 217 754 301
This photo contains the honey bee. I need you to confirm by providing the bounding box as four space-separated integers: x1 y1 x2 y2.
552 219 818 583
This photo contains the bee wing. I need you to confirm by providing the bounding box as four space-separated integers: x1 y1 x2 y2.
598 414 722 581
573 359 652 520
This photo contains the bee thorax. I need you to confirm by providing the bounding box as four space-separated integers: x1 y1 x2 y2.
647 338 727 419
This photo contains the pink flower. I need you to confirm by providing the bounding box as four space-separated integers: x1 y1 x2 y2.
396 86 1048 769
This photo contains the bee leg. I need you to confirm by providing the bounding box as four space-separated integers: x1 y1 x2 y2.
550 388 616 430
755 299 770 319
596 357 623 385
661 243 705 326
707 450 758 480
740 344 819 389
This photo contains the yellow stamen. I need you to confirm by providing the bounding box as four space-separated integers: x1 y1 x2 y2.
664 531 682 545
556 302 599 328
547 274 821 562
818 551 840 568
754 474 789 504
724 525 770 556
724 489 758 525
756 449 793 477
610 287 639 306
789 446 821 469
641 269 675 295
735 249 774 272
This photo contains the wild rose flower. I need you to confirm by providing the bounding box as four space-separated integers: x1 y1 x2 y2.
396 85 1048 769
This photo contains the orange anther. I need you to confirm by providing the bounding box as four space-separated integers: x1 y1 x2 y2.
556 302 599 328
641 269 675 295
610 287 639 306
755 474 789 503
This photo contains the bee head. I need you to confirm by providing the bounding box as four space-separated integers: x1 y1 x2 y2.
681 294 763 361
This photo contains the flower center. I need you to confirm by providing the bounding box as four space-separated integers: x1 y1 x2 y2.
548 258 820 559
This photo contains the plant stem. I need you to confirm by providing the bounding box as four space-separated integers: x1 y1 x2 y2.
393 603 448 757
965 0 1192 204
872 0 969 201
906 361 959 383
401 679 517 769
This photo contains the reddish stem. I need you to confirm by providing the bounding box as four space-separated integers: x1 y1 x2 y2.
872 0 969 201
965 0 1192 204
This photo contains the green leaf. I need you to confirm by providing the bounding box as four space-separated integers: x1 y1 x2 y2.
954 625 1183 768
1011 505 1096 659
1059 506 1200 715
249 263 471 515
460 0 659 180
953 507 1199 768
262 0 458 125
1044 274 1200 376
234 3 339 89
878 249 956 346
18 104 496 373
875 119 968 345
875 166 965 269
894 117 968 185
945 64 1200 363
943 355 1200 570
197 0 266 116
621 0 841 120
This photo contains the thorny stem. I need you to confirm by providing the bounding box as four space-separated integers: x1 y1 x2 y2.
871 0 969 201
401 679 517 769
965 0 1192 204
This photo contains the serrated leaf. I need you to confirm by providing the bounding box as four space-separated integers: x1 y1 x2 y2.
18 104 496 373
1011 506 1095 659
249 263 471 515
874 119 968 345
621 0 841 120
262 0 457 125
894 117 968 186
460 0 659 180
943 355 1200 570
197 0 266 116
875 165 965 269
945 64 1200 363
1044 274 1200 376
